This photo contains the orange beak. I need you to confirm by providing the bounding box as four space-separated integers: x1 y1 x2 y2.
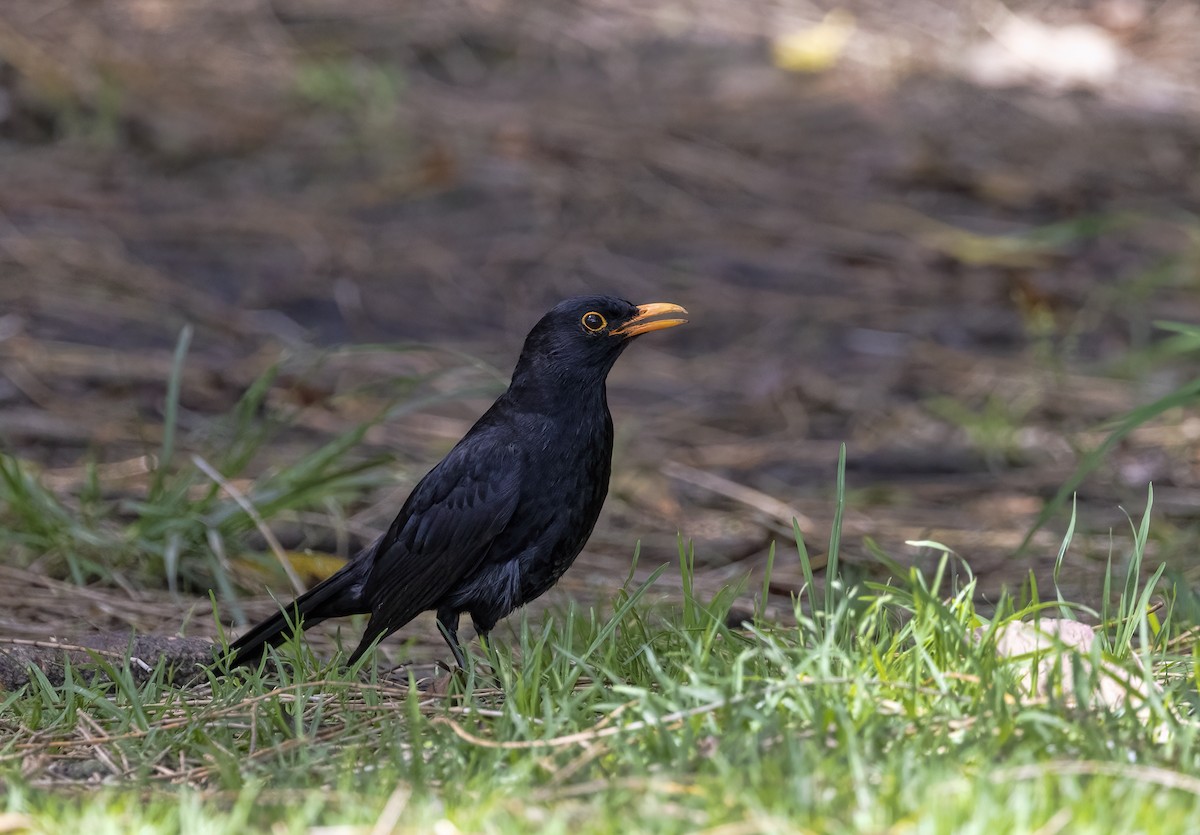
611 303 689 337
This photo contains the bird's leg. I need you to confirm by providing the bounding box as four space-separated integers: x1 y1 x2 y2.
436 607 467 669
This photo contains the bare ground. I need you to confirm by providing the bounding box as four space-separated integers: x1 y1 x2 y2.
2 0 1200 667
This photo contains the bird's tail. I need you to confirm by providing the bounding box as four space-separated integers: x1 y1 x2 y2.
227 567 364 667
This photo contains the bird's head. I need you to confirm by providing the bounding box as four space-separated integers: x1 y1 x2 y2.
511 295 688 393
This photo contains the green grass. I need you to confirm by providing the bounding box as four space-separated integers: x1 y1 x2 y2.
0 366 385 594
924 392 1035 469
0 333 503 597
2 466 1198 833
3 338 1200 832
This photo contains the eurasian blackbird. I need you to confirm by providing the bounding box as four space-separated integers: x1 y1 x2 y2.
229 295 688 668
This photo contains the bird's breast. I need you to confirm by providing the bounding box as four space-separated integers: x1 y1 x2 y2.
488 409 613 593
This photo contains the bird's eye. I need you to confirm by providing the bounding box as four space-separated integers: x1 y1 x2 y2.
581 312 607 332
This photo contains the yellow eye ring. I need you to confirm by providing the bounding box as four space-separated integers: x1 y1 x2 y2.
581 312 607 332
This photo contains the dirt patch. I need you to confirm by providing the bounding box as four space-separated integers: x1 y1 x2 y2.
3 0 1200 655
0 632 215 691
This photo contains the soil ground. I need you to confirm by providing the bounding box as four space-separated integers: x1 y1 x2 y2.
2 0 1200 665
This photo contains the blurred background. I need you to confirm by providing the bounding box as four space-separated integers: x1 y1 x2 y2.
2 0 1200 659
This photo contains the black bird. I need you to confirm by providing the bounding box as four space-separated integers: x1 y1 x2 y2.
229 296 688 668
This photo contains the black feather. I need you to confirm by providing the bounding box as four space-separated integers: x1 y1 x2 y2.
227 295 686 668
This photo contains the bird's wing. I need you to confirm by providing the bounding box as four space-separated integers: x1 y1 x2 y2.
362 434 523 632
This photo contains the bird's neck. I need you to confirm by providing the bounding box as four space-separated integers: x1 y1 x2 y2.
504 364 611 416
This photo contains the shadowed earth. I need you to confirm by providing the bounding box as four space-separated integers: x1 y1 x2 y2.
2 0 1200 667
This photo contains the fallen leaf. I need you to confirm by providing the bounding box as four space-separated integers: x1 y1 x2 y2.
771 10 856 74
